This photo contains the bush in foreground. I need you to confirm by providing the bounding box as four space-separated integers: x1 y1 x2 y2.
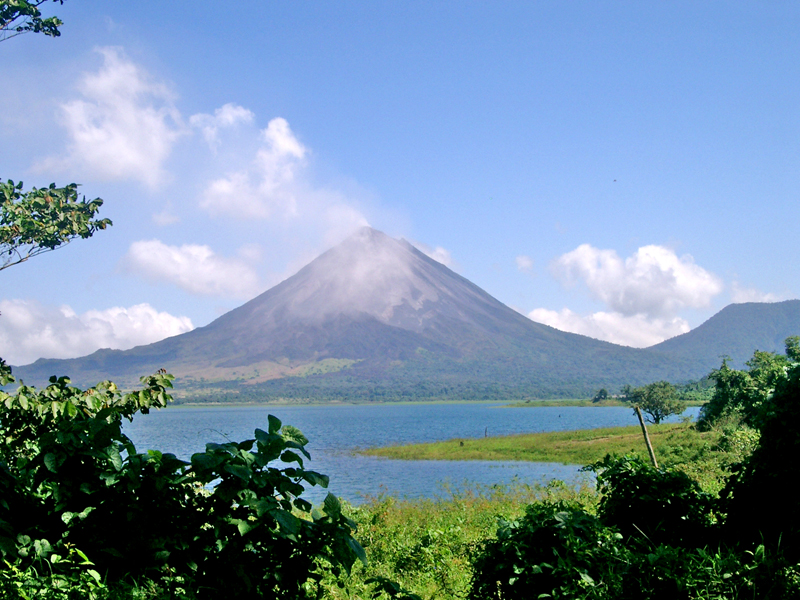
0 372 364 599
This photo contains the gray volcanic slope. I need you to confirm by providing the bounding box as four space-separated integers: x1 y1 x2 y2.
12 228 728 396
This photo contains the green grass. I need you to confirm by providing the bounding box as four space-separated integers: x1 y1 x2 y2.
363 419 759 495
362 422 703 463
503 398 627 407
322 479 596 600
504 399 706 407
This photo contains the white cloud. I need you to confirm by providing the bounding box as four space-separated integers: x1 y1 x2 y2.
553 244 723 318
528 243 723 347
528 307 690 348
516 255 534 273
418 245 453 267
36 47 186 189
427 247 453 266
196 116 372 251
152 206 180 226
730 282 785 304
122 239 261 299
200 117 307 219
190 102 254 150
0 299 193 365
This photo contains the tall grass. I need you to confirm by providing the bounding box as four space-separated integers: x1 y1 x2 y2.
321 479 595 599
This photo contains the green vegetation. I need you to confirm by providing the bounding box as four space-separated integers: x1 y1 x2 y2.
364 423 696 463
0 341 798 598
622 380 685 424
0 374 365 598
324 480 594 600
0 0 64 42
506 398 629 407
698 335 799 430
468 458 799 599
364 421 755 494
1 180 111 272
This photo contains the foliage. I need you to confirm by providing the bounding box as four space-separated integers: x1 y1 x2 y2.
322 480 594 600
698 337 798 430
469 455 800 600
1 180 111 272
0 375 365 598
624 380 685 424
0 0 63 42
592 388 608 402
588 454 716 548
723 361 800 558
468 500 624 600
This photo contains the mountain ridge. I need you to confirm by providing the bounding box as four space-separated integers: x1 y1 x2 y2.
10 228 800 400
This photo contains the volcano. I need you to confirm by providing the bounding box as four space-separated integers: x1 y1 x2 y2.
14 228 794 401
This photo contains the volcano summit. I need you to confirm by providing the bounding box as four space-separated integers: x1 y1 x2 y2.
13 228 793 401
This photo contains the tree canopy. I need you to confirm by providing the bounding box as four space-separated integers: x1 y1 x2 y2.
697 336 799 430
625 380 685 424
0 0 64 42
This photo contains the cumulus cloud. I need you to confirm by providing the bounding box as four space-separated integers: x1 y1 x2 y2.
152 206 180 226
0 299 193 365
553 244 723 317
36 47 186 189
190 102 254 150
516 255 534 273
414 243 453 267
528 244 723 347
730 282 786 304
122 240 262 299
196 115 372 249
200 117 307 219
528 307 690 348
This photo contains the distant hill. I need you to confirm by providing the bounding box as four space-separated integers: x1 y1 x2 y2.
647 300 800 371
10 229 799 401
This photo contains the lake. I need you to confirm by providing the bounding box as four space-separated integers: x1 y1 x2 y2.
124 402 699 504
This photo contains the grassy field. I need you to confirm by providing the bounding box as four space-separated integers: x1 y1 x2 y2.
332 418 757 599
322 479 596 600
504 399 706 407
362 422 701 463
503 398 628 407
362 419 758 495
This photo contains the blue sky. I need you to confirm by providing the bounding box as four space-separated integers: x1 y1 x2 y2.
2 1 798 364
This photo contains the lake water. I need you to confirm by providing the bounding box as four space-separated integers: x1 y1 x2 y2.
124 403 699 504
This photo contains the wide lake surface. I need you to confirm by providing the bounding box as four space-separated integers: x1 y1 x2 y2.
124 403 699 504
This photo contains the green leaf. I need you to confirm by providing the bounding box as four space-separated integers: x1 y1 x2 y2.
323 493 342 517
224 463 252 482
273 509 301 535
191 452 223 471
303 470 329 488
347 536 367 566
43 452 64 472
107 446 123 471
268 414 282 434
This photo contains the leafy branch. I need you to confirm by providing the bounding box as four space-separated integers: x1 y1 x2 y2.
0 180 111 272
0 0 64 42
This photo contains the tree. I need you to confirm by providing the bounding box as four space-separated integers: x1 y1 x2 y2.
0 0 64 42
697 338 798 430
1 180 111 272
626 380 684 425
593 388 609 402
723 359 800 558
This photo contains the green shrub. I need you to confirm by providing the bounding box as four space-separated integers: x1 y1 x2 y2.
588 455 716 548
0 373 364 598
468 500 624 600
